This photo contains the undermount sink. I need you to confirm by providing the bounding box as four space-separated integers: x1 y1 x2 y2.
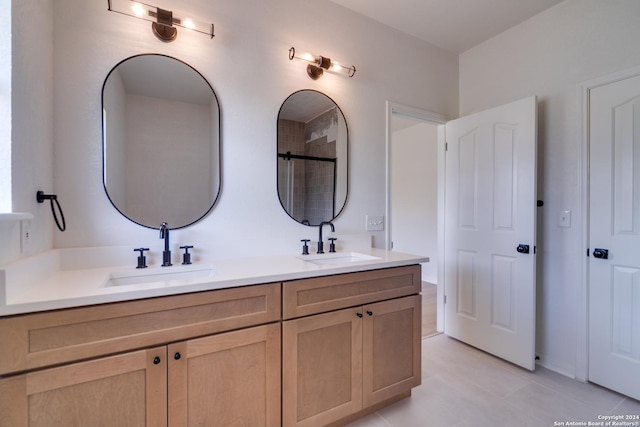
104 264 215 287
299 252 381 266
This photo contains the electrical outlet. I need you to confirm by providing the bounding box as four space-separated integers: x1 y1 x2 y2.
20 219 32 253
366 215 384 231
559 210 571 228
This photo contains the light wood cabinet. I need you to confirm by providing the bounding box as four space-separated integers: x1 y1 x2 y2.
0 346 168 426
283 265 421 320
0 283 281 427
0 323 281 427
283 293 422 427
0 283 280 376
168 323 281 427
283 306 364 427
363 295 421 408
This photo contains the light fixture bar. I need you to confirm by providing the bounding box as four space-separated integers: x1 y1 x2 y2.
107 0 214 39
289 47 356 79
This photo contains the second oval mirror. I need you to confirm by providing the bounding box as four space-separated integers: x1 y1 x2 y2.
277 90 348 226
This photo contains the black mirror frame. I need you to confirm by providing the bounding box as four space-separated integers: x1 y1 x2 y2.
101 53 222 230
276 89 349 226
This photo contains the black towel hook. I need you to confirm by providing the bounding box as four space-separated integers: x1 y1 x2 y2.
37 191 66 232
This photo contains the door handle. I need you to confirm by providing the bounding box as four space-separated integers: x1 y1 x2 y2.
592 248 609 259
516 244 530 254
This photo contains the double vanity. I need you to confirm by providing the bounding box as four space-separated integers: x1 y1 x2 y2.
0 248 427 426
0 44 426 425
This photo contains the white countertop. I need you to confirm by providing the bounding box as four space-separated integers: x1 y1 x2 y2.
0 248 428 316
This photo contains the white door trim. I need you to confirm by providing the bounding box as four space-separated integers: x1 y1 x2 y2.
578 63 640 382
385 101 447 331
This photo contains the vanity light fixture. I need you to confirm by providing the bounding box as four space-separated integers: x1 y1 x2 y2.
107 0 214 42
289 47 356 80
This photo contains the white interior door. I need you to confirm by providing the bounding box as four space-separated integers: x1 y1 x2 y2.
444 96 537 371
588 74 640 400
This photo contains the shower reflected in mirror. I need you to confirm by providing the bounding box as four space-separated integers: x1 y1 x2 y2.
277 90 348 226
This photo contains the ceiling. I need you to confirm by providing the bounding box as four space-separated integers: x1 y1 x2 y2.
328 0 564 54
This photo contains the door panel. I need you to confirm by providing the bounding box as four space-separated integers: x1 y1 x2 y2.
612 267 640 357
493 124 517 230
0 346 167 427
455 249 477 318
282 307 363 427
445 96 537 371
589 74 640 400
458 128 479 229
168 324 281 427
362 295 421 407
491 254 516 331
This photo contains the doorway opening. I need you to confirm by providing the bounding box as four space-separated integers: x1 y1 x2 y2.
386 102 447 339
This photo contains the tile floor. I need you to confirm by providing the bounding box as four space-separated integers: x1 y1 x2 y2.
348 334 640 427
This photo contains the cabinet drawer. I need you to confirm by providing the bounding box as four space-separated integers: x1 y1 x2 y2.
283 265 420 319
0 283 281 376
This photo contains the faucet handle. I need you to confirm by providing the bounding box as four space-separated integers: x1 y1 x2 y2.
180 245 193 265
301 239 310 255
134 248 149 269
328 238 338 253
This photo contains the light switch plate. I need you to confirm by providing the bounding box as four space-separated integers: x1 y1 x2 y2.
366 215 384 231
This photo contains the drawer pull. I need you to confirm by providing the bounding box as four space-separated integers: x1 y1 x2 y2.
153 356 161 365
366 311 373 316
174 352 182 360
356 312 363 318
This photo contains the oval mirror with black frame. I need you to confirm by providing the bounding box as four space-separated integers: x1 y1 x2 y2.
102 54 220 229
277 90 348 226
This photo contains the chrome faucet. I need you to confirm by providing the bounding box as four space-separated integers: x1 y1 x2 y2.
317 221 335 254
159 222 172 266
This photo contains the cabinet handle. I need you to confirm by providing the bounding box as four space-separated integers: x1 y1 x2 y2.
366 311 373 316
174 352 182 360
356 312 363 318
153 356 161 365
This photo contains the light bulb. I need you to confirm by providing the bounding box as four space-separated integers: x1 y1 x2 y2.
301 53 317 63
131 2 146 17
182 18 196 29
329 61 356 77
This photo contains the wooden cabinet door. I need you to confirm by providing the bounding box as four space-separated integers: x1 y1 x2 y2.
168 323 281 427
0 346 168 427
363 295 422 407
282 307 363 427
